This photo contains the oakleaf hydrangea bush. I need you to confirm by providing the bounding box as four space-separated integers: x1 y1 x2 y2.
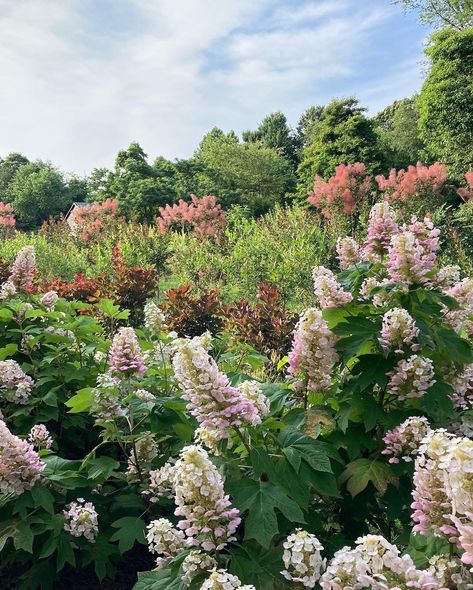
0 203 472 589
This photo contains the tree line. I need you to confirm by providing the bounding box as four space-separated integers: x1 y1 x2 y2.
1 3 472 229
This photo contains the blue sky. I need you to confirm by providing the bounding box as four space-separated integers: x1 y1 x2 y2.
0 0 431 174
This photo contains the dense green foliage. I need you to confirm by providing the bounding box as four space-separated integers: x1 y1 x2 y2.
373 98 425 169
418 28 473 176
0 204 472 589
297 99 386 192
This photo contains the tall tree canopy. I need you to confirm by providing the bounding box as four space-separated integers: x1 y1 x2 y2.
295 105 325 151
0 152 30 202
418 28 473 175
373 97 425 169
106 142 177 220
297 98 384 193
243 112 298 167
393 0 473 29
9 162 72 229
195 129 296 215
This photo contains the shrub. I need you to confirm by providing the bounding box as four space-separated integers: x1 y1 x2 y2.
224 281 297 362
71 198 121 241
308 162 372 220
375 162 448 216
0 202 16 229
109 247 158 321
156 194 226 238
161 284 223 337
169 205 330 307
42 272 107 305
0 207 471 589
457 170 473 202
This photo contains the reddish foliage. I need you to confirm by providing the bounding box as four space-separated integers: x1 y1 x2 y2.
43 273 107 305
40 247 158 315
308 163 371 218
162 284 223 338
224 281 297 360
457 171 473 202
71 199 121 241
376 162 447 202
0 203 16 228
110 247 158 311
156 195 226 238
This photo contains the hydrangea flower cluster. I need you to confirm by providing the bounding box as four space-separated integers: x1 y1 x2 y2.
411 429 473 565
444 278 473 335
0 419 45 496
182 550 217 585
434 265 461 291
199 569 255 590
9 245 36 290
63 498 98 542
0 280 16 300
427 555 473 589
382 416 431 464
135 388 154 402
312 266 353 308
90 372 124 421
28 424 53 449
144 301 166 335
452 516 473 569
0 359 35 404
336 237 363 270
363 201 398 261
194 426 221 454
148 462 176 501
445 363 473 410
172 336 262 441
411 429 461 539
387 355 435 400
288 308 338 393
407 216 440 260
39 290 58 310
281 529 326 588
108 327 147 377
235 380 270 418
172 445 241 550
386 231 434 285
126 433 158 478
359 277 392 307
379 307 420 353
146 518 186 566
320 534 439 589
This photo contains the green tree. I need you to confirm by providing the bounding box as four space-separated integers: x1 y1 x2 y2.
373 97 425 168
295 105 325 150
66 175 89 203
196 131 296 215
0 152 29 202
107 143 176 220
418 29 473 176
9 162 71 229
243 112 298 167
393 0 473 29
87 167 113 202
296 98 384 193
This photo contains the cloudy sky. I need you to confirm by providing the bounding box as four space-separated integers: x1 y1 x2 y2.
0 0 430 174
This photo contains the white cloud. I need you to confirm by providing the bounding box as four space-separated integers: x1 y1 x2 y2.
0 0 427 173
